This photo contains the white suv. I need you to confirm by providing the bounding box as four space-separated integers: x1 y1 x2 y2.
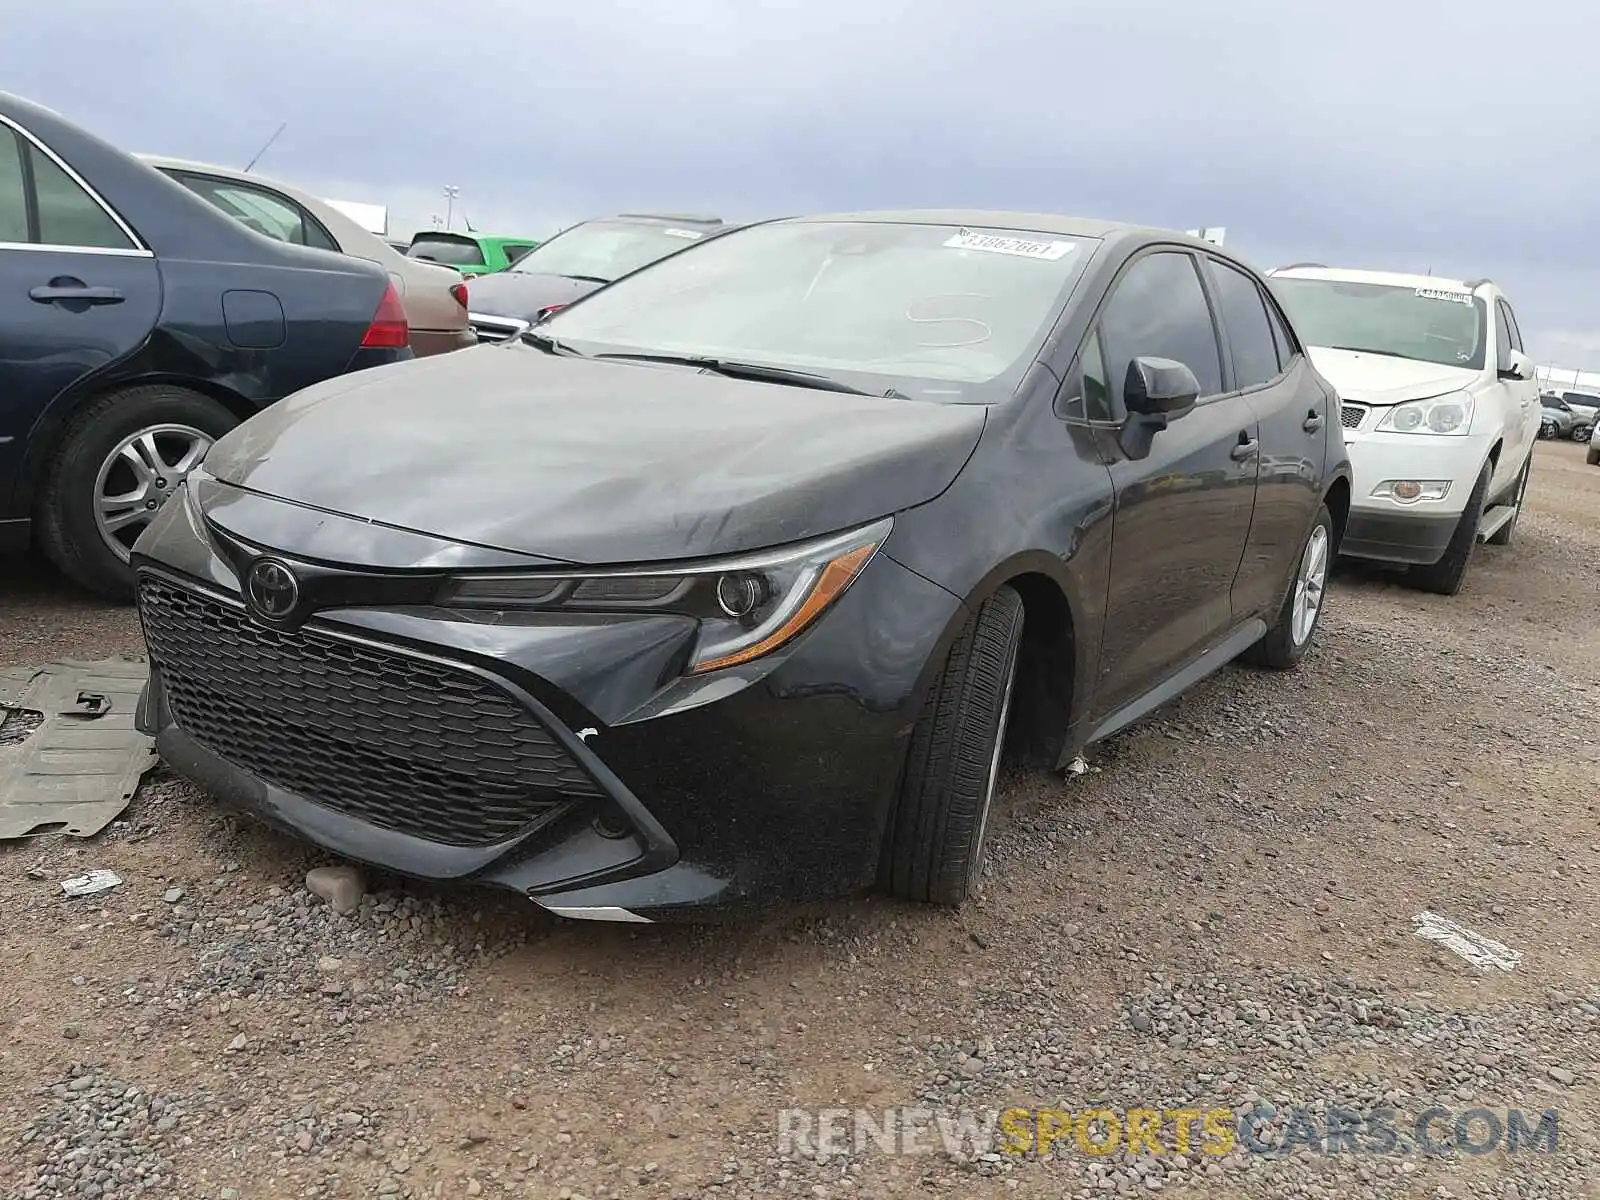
1266 266 1540 595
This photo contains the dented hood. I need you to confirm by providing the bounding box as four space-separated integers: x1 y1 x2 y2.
1307 346 1480 406
201 343 987 565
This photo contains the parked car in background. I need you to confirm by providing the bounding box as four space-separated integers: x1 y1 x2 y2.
465 213 738 342
1541 393 1578 439
1268 265 1539 595
139 156 474 358
1552 390 1599 441
0 91 411 600
404 231 541 276
134 211 1350 921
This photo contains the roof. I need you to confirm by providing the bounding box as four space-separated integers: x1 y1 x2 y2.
1269 264 1479 293
776 208 1196 243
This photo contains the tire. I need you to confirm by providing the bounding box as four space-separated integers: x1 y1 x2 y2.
1538 420 1555 440
35 385 238 601
1405 459 1491 596
882 585 1024 906
1484 452 1531 546
1574 424 1594 443
1243 504 1333 670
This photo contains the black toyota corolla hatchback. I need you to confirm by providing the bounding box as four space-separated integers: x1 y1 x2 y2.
133 211 1351 922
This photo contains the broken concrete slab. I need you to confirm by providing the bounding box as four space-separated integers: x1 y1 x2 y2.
0 658 157 840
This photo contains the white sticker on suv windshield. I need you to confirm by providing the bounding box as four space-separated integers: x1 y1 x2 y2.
943 229 1075 260
1415 287 1472 304
663 228 703 240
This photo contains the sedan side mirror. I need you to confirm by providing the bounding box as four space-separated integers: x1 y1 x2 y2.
1119 356 1200 459
1499 348 1533 382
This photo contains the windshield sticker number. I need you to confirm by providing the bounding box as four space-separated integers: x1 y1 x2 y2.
1415 287 1472 305
943 229 1075 261
662 228 704 240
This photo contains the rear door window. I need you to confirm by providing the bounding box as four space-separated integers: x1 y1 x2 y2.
1205 258 1281 389
32 147 135 250
168 172 339 252
0 128 27 243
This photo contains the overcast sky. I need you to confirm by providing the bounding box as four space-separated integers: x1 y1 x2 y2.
5 0 1600 367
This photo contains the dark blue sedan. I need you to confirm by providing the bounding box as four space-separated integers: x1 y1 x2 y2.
0 91 413 599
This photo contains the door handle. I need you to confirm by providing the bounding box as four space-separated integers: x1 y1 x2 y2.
1303 411 1325 432
29 283 124 305
1230 436 1259 461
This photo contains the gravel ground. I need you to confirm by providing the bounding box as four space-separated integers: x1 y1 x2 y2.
2 439 1596 1200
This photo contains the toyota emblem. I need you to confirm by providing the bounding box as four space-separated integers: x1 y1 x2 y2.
246 558 300 620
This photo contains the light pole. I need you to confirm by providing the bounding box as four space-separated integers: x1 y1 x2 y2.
443 185 459 230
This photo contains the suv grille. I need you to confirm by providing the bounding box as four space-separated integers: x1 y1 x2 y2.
1339 402 1367 430
138 576 599 847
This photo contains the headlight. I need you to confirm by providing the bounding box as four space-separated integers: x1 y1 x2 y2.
437 517 892 674
1375 391 1474 435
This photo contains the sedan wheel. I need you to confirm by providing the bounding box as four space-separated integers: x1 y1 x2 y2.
1539 420 1556 440
1244 503 1334 670
1291 522 1329 646
94 424 215 563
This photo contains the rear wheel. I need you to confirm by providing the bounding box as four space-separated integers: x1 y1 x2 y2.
1539 419 1556 440
36 385 237 601
1406 459 1491 596
1574 423 1594 443
1244 504 1332 670
882 586 1024 906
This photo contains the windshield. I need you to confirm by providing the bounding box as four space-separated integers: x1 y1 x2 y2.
539 220 1096 400
1272 277 1488 370
511 220 712 282
406 235 485 267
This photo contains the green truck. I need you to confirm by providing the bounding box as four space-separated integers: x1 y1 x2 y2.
401 230 543 275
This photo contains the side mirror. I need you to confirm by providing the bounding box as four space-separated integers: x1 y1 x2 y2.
1124 356 1200 417
1118 356 1200 460
1499 348 1533 382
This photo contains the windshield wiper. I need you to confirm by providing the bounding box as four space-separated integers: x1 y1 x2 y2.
1328 345 1416 361
592 352 911 399
519 329 584 356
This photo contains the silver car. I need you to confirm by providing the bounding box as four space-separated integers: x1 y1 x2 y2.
1541 394 1578 439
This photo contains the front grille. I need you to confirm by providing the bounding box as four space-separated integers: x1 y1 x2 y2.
1340 402 1367 430
138 576 600 847
467 313 528 343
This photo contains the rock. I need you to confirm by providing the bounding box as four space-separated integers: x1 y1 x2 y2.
466 1182 483 1196
306 865 366 914
317 956 344 973
1130 1011 1151 1032
163 887 185 903
226 1033 248 1052
1548 1066 1575 1085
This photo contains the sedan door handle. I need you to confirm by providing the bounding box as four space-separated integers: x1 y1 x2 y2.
29 283 124 305
1230 436 1259 461
1303 411 1325 432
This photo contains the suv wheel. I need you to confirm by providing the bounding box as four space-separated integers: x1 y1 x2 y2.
36 385 237 601
882 585 1023 906
1406 460 1491 596
1539 419 1556 440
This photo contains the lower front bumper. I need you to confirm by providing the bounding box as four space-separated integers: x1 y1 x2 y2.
130 492 966 920
1339 508 1458 565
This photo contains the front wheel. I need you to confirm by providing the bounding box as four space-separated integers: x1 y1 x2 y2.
1484 452 1531 546
882 586 1024 906
1539 419 1556 440
1406 460 1491 596
1244 504 1333 670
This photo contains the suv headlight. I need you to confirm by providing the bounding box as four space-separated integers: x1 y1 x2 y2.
437 518 891 674
1375 391 1474 436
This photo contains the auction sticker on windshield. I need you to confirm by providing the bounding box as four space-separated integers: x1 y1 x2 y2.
944 229 1075 260
1415 287 1472 304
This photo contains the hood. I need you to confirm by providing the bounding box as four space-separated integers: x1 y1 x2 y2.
463 271 605 321
201 344 987 564
1306 346 1479 405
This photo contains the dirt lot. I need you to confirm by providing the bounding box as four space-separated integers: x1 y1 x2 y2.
2 440 1596 1200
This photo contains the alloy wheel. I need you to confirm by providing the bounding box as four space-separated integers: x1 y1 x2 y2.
93 424 215 562
1291 523 1329 646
